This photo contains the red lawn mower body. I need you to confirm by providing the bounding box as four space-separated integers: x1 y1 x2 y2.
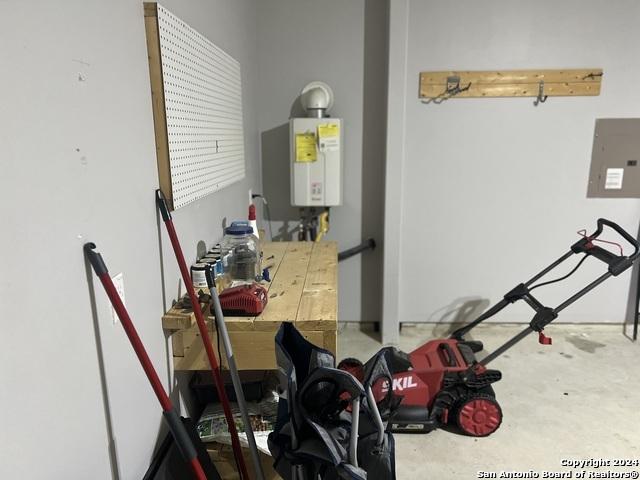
388 338 503 437
380 219 640 438
393 339 467 408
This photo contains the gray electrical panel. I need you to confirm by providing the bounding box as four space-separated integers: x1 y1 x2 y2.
588 118 640 198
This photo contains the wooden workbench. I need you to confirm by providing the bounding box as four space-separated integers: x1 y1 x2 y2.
162 241 338 371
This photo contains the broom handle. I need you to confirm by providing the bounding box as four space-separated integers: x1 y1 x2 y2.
156 191 250 480
84 244 207 480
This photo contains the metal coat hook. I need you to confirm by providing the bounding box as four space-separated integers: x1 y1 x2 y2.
533 80 548 106
423 75 472 104
583 71 603 81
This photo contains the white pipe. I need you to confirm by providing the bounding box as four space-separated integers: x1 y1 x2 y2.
350 397 360 467
366 386 385 447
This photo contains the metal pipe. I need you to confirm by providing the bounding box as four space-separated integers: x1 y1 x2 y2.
338 238 376 262
306 108 325 119
480 327 534 366
555 272 612 313
635 264 640 340
366 387 385 447
210 285 266 480
350 397 360 468
450 299 509 339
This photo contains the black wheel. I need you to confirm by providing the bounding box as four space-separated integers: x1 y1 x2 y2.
454 392 502 437
337 358 364 382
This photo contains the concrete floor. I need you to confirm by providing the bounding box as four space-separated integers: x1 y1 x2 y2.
338 323 640 480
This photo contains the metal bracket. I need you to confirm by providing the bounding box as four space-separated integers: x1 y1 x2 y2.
423 75 472 104
446 75 462 93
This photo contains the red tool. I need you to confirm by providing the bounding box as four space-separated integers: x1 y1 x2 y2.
344 218 640 438
84 243 207 480
156 191 249 480
219 283 268 316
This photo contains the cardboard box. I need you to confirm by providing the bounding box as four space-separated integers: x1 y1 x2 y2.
206 442 281 480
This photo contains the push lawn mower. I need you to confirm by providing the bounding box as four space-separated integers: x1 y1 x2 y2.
340 218 640 438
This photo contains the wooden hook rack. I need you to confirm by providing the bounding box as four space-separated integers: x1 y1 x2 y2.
419 69 603 102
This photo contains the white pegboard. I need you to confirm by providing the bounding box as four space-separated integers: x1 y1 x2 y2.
157 4 245 210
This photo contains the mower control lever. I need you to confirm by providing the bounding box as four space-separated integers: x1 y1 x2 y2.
593 218 639 256
538 331 552 345
571 218 639 276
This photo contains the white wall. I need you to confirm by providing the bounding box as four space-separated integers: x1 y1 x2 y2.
0 1 260 479
383 0 640 342
256 0 389 322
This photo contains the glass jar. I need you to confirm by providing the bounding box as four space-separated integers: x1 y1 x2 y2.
220 224 261 286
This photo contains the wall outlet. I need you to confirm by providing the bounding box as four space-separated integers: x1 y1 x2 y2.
110 272 125 325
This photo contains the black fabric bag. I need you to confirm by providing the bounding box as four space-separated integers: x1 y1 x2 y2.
143 417 221 480
268 322 398 480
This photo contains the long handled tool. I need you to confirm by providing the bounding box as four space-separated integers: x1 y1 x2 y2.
84 243 208 480
205 267 266 480
155 190 250 480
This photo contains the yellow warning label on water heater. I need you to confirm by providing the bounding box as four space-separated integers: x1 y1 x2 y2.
318 123 340 139
317 123 340 153
295 133 317 162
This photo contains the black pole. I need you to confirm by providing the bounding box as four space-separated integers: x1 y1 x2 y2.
635 247 640 341
555 272 611 313
480 327 534 366
338 238 376 262
450 299 510 340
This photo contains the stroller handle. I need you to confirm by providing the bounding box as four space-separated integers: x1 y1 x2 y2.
591 218 640 260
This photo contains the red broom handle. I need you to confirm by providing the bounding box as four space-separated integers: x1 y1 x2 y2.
156 192 250 480
84 243 207 480
97 271 171 410
189 459 208 480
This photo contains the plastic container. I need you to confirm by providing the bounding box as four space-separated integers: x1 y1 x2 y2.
190 263 209 288
221 224 261 286
200 254 218 263
199 255 221 276
230 220 262 258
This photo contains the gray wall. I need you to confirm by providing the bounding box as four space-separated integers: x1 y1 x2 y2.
256 0 388 322
0 1 260 478
361 0 390 325
383 0 640 343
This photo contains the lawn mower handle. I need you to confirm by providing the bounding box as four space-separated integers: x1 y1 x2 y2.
592 218 640 260
571 218 639 276
452 218 640 352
